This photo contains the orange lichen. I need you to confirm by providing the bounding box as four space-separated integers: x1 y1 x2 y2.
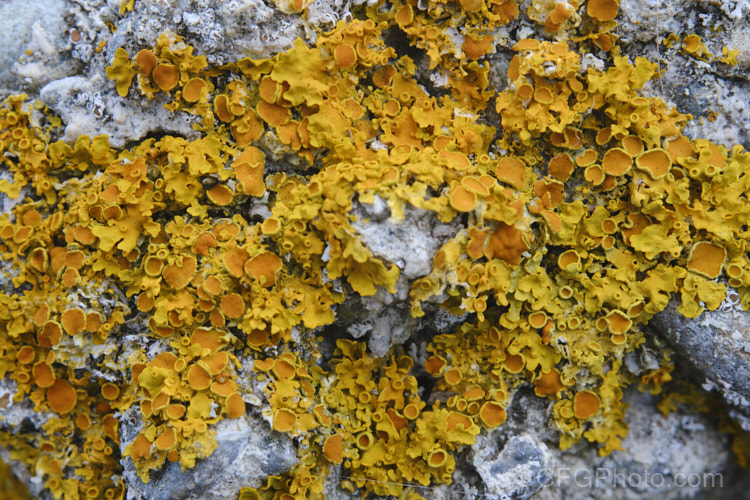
226 393 246 418
485 223 528 265
129 434 153 461
428 449 448 467
479 401 507 427
61 308 86 336
682 34 702 54
496 157 526 189
528 311 548 329
605 310 632 335
449 185 478 212
535 369 563 397
601 148 632 176
33 362 56 388
323 434 344 464
135 49 158 74
183 78 207 103
38 321 62 348
2 5 748 498
574 391 600 419
334 45 357 69
463 35 494 60
687 242 726 279
635 149 671 179
163 256 197 290
444 368 462 385
274 409 297 432
47 379 77 414
244 252 283 287
549 153 575 181
155 428 177 451
187 364 212 390
233 147 265 196
101 383 121 401
425 355 447 376
587 0 618 21
503 354 524 373
17 346 35 364
153 64 179 91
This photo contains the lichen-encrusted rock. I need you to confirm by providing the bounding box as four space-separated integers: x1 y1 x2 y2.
473 433 553 500
470 387 738 500
41 0 353 147
343 199 462 356
110 0 351 66
542 388 734 499
40 76 199 147
616 0 750 148
4 0 750 498
121 409 299 500
651 296 750 431
0 380 53 500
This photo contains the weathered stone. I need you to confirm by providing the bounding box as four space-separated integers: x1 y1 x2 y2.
121 409 299 500
650 296 750 430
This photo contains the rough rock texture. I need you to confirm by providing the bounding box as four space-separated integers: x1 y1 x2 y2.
121 409 299 500
407 384 740 499
651 295 750 431
40 75 199 147
0 379 51 500
478 387 737 500
0 0 82 95
616 0 750 149
346 199 463 356
107 0 351 66
34 0 352 147
473 433 554 499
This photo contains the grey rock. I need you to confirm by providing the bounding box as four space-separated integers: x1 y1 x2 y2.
615 0 750 149
107 0 350 67
34 0 352 147
473 433 553 500
121 408 299 500
650 295 750 430
0 0 82 95
471 387 737 500
340 199 462 356
0 379 55 500
40 75 199 147
352 197 460 281
4 0 750 498
537 388 732 500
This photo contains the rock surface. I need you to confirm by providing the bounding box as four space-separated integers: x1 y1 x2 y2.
650 295 750 431
0 0 82 95
121 410 299 500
